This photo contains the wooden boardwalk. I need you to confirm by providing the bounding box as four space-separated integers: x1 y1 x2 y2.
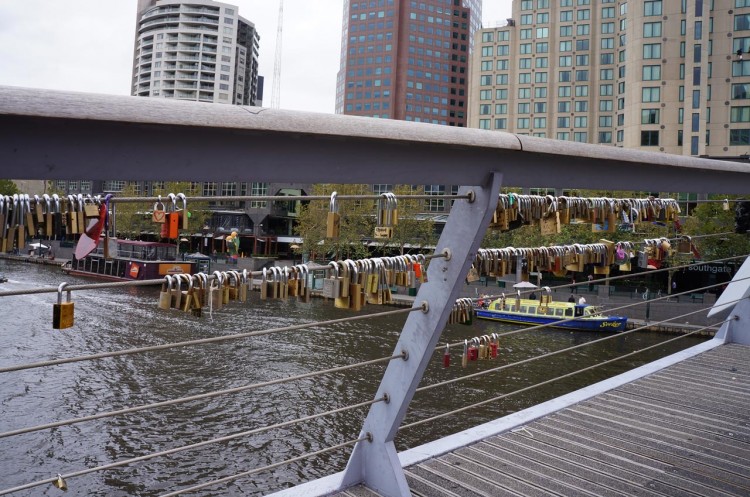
335 343 750 497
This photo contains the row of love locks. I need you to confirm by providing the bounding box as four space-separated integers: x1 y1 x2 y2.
490 194 681 234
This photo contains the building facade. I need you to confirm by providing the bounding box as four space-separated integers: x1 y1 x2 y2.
336 0 483 126
132 0 260 105
468 0 750 159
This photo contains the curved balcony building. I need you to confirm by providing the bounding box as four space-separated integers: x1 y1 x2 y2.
132 0 260 105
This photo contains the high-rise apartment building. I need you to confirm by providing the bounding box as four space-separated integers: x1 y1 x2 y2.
132 0 260 105
336 0 483 126
468 0 750 158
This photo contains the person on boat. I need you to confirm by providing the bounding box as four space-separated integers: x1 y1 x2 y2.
568 294 576 303
578 296 587 305
529 291 537 300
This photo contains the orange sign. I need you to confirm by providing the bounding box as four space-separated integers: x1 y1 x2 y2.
129 263 140 278
159 263 192 276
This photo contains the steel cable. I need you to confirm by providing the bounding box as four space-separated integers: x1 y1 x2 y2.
0 352 405 440
402 318 733 430
0 399 382 496
0 305 424 374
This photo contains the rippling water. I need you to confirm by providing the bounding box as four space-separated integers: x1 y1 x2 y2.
0 259 707 496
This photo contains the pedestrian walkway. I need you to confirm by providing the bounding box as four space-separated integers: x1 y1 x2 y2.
332 342 750 497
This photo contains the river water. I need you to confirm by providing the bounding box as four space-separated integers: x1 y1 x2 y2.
0 259 707 496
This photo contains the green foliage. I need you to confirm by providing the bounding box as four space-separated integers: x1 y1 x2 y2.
113 181 211 239
294 184 437 262
0 180 20 196
682 195 750 260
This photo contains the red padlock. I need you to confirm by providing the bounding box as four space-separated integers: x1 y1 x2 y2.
467 338 479 362
489 333 498 359
443 344 450 368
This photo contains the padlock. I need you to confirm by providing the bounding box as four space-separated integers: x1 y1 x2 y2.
180 274 195 312
152 196 166 224
176 192 189 230
0 196 7 253
489 333 499 359
443 344 451 368
478 335 488 360
170 273 183 309
42 194 53 239
238 269 249 302
53 282 74 330
158 275 173 310
461 339 468 368
211 271 224 309
24 194 36 238
260 268 268 300
326 191 340 238
374 192 397 239
84 195 100 218
191 275 204 317
6 194 18 252
467 338 479 362
66 195 77 235
76 194 86 234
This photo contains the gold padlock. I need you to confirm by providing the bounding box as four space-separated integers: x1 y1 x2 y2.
53 282 74 330
158 275 173 310
326 191 340 239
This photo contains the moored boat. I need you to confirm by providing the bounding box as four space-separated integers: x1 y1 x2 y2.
63 238 196 281
476 290 627 332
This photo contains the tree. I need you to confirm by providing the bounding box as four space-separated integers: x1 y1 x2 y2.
294 184 436 262
0 180 20 196
681 195 750 260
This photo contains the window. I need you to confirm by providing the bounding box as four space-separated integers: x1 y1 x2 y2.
730 129 750 145
642 109 660 124
518 88 531 99
559 86 571 97
643 65 661 80
481 46 493 57
560 25 573 37
495 118 508 129
533 117 547 128
574 116 588 127
536 57 549 68
642 87 661 102
519 58 532 69
641 130 659 146
576 54 589 66
598 131 612 143
577 25 590 36
478 119 491 129
495 103 507 114
517 117 530 128
576 39 589 50
600 69 614 80
573 132 588 142
559 55 572 67
535 72 548 83
557 132 570 140
425 185 446 212
643 22 662 37
733 83 750 99
559 71 571 82
481 32 493 42
479 89 492 100
518 103 530 113
600 100 613 111
644 0 662 16
736 14 750 31
600 84 613 95
731 106 750 122
599 115 612 127
250 183 268 208
602 7 615 18
496 88 508 99
575 101 588 112
535 102 547 113
560 10 573 21
558 116 570 127
577 9 590 21
643 43 662 59
535 87 548 98
558 101 571 112
600 53 614 64
560 40 572 51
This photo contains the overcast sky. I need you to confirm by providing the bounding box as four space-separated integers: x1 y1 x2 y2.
0 1 512 114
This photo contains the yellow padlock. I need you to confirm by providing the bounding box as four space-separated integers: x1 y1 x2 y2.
53 282 74 330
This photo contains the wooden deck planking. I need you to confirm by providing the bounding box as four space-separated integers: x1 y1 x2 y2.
334 344 750 497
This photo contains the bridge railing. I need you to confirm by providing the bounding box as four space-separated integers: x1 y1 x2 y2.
1 86 749 497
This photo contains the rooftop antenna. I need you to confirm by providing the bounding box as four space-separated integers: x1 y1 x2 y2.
271 0 283 109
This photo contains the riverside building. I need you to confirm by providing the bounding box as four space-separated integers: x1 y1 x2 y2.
468 0 750 160
132 0 260 105
336 0 483 127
